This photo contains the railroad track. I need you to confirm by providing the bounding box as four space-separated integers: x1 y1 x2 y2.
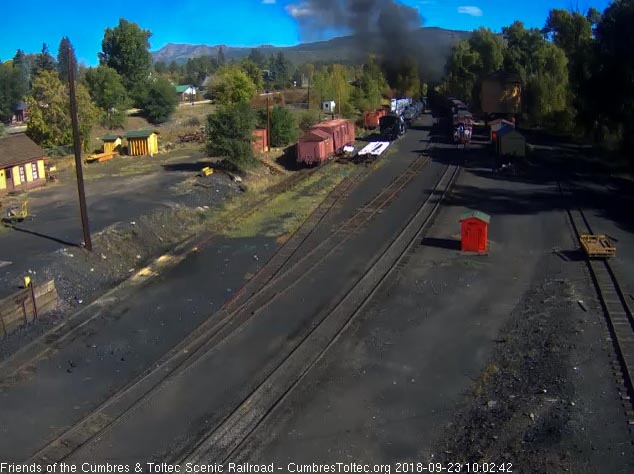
28 149 434 464
179 161 461 464
560 182 634 424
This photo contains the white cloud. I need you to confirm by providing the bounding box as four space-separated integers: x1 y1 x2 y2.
286 2 313 18
261 0 276 4
457 6 483 17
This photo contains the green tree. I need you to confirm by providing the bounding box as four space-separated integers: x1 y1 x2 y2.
211 66 258 106
0 123 6 138
13 50 31 93
217 46 226 67
138 77 178 123
353 56 388 111
185 56 218 87
270 106 299 147
299 109 320 131
99 18 152 97
593 0 634 148
84 65 130 128
444 40 480 102
34 43 57 75
310 64 354 115
240 59 264 93
248 48 267 68
206 101 257 170
270 52 291 89
154 61 168 74
57 37 78 83
26 70 99 151
503 21 569 124
0 61 24 122
543 8 599 130
444 28 504 105
469 28 505 75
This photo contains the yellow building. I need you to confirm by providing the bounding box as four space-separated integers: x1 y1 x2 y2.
101 133 123 154
0 134 47 195
125 130 159 156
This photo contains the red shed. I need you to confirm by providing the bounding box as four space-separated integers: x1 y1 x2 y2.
311 119 355 153
297 129 334 165
459 211 490 253
252 129 269 154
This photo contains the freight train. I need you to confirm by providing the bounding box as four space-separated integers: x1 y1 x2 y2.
427 92 474 145
297 119 356 166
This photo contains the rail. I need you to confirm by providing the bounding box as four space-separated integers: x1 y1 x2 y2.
560 181 634 425
27 147 434 463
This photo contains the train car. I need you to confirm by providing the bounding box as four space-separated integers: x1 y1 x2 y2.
297 118 355 165
390 98 412 116
311 119 355 153
297 129 335 165
380 113 406 140
452 110 474 145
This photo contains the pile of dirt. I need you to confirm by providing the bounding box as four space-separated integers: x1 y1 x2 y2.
435 274 594 471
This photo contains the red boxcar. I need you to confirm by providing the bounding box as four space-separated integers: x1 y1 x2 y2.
311 119 355 153
297 129 335 165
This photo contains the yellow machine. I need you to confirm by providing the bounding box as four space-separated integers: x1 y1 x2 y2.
200 166 214 177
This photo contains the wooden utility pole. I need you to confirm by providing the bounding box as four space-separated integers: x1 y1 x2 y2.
68 45 92 251
266 95 271 150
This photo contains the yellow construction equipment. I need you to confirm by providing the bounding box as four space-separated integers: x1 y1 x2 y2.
200 166 214 176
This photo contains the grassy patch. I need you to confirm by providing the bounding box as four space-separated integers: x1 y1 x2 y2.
216 163 356 239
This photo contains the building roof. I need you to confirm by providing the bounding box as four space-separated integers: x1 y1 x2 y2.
459 210 491 224
0 134 46 168
485 70 522 84
175 85 192 93
15 101 27 111
124 130 159 139
497 127 524 139
101 133 122 142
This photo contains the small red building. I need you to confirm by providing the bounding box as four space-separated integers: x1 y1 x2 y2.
459 211 490 253
252 129 269 154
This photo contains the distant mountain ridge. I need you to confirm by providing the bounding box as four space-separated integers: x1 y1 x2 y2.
151 27 471 81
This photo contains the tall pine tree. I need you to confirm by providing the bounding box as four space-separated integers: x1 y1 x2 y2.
34 43 57 75
57 37 77 83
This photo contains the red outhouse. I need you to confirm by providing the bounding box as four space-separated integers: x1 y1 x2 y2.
459 211 490 253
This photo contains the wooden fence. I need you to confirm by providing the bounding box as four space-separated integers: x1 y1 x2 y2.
0 280 58 338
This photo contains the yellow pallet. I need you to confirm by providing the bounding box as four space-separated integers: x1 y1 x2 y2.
580 234 616 258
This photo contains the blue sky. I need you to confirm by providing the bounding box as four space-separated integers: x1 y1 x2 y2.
0 0 612 66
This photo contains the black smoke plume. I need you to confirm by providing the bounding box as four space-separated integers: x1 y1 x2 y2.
287 0 427 91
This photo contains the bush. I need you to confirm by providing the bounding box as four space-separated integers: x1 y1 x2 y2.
206 101 258 170
270 106 299 147
139 78 178 124
299 110 320 131
185 116 201 127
